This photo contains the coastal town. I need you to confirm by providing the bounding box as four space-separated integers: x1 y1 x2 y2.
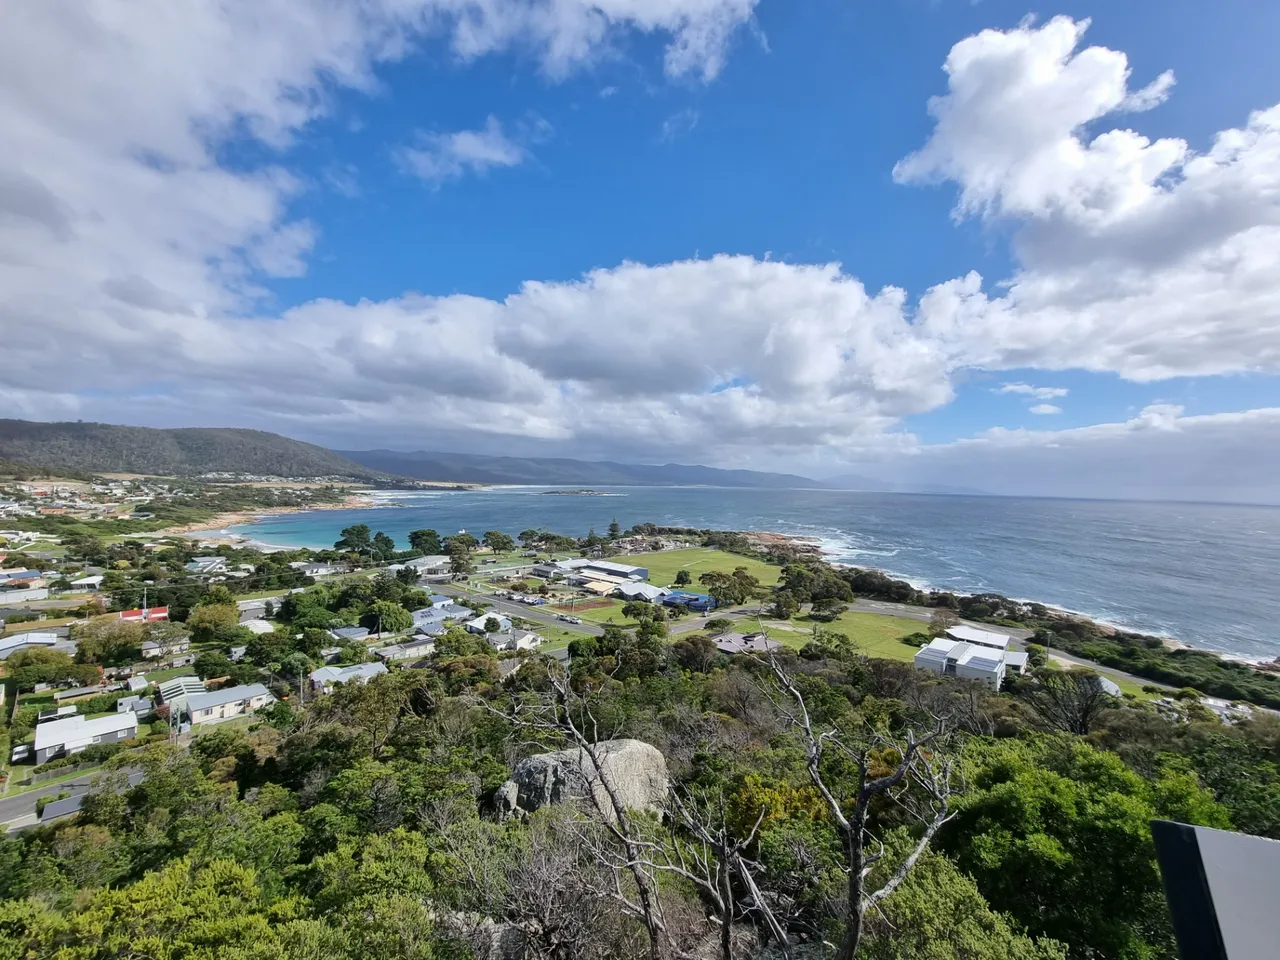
3 467 1279 835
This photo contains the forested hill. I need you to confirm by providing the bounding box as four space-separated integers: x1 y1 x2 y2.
338 448 822 488
0 420 380 479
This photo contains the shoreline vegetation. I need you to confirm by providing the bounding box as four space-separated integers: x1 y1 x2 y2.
157 491 381 535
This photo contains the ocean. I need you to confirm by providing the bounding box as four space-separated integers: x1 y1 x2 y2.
227 487 1280 661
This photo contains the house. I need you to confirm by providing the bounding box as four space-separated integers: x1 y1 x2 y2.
662 591 717 613
70 575 104 590
944 625 1012 653
288 561 342 577
614 582 670 603
374 637 437 662
184 557 228 575
33 713 138 764
1003 651 1030 675
237 601 268 622
170 653 197 669
328 625 370 642
404 555 450 575
411 606 449 627
184 683 274 724
310 661 388 693
241 619 274 635
126 676 150 693
714 632 783 656
156 676 207 705
319 646 343 664
119 606 169 622
466 614 511 635
535 558 649 581
0 632 64 660
428 594 455 608
488 628 545 652
141 636 189 659
914 639 1007 690
116 695 155 718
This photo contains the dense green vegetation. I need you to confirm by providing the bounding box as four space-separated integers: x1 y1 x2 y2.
0 419 386 478
3 575 1278 960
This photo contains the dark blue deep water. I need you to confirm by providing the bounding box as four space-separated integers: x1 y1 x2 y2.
228 487 1280 660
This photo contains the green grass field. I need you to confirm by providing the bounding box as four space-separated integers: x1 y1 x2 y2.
640 548 783 589
737 610 926 661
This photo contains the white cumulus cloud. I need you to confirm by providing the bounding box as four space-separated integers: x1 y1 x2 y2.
396 116 534 184
996 382 1069 400
1028 403 1062 415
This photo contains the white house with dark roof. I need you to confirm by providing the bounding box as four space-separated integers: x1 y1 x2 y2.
488 628 544 652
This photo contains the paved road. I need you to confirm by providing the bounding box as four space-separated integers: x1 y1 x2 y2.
434 582 605 637
1 769 142 828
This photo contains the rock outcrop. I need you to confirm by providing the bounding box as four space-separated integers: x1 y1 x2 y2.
495 738 668 820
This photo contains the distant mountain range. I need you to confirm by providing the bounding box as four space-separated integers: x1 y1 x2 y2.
0 420 381 480
0 419 984 493
338 448 824 488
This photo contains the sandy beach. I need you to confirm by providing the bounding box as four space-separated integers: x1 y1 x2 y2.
156 492 380 537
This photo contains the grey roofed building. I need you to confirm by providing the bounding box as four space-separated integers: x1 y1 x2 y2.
185 683 274 724
329 625 370 641
944 625 1012 651
156 675 207 704
33 712 138 764
0 631 62 659
310 661 388 691
714 632 783 655
40 793 86 823
614 582 669 603
466 614 511 635
127 676 149 693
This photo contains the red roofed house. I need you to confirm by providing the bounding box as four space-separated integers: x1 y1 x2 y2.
119 606 169 622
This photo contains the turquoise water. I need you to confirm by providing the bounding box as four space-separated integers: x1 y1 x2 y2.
228 486 1280 660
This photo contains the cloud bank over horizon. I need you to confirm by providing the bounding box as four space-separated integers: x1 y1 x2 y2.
1 6 1278 500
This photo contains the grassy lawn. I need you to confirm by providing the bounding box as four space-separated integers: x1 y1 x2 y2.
527 624 596 651
565 599 636 626
2 617 78 636
640 548 784 589
732 611 925 661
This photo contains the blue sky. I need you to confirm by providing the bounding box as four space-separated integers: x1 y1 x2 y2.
4 1 1280 499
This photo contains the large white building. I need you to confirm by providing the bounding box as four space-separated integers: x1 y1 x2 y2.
944 625 1012 652
914 638 1008 690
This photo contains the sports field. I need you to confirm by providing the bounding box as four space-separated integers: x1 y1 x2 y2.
640 548 783 588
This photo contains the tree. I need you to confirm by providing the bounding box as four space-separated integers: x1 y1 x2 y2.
448 542 474 578
407 529 442 555
861 840 1067 960
6 648 99 690
673 569 692 587
481 530 515 554
763 652 963 960
940 736 1229 958
483 616 502 635
197 585 236 607
444 533 478 553
517 529 541 550
607 519 621 540
1023 670 1115 735
371 531 397 561
186 603 242 644
585 527 602 548
335 524 374 554
364 600 412 635
194 650 234 680
73 620 144 665
395 566 421 586
699 567 760 608
929 608 961 637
